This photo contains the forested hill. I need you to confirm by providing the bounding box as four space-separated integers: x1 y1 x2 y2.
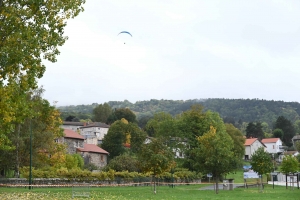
58 99 300 126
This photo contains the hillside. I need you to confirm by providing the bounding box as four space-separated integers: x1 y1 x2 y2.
58 98 300 127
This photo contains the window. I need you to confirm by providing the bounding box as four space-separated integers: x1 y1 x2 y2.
100 155 104 162
273 145 275 149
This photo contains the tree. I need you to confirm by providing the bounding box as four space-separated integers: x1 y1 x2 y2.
273 128 284 140
92 103 112 123
137 138 175 194
101 118 146 159
294 120 300 134
196 124 235 194
280 155 298 174
0 0 85 151
104 154 140 172
246 122 264 140
107 108 137 124
250 147 273 191
225 123 245 169
0 87 65 176
0 0 85 90
274 116 296 146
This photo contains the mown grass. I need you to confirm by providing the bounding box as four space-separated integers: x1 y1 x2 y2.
0 183 299 200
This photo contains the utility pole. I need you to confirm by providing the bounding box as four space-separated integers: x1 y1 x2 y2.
29 120 32 189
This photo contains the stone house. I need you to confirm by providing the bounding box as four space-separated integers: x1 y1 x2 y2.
57 129 84 154
261 138 284 154
77 144 109 169
244 138 266 160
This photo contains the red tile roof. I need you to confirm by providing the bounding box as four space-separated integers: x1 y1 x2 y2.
261 138 280 143
244 138 258 146
78 144 109 154
64 129 84 140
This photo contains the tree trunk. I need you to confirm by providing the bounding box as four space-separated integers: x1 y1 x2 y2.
153 175 157 194
215 175 219 194
15 124 21 178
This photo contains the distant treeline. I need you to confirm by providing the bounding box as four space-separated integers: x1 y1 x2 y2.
58 98 300 127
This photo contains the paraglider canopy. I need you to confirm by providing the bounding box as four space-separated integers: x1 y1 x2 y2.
118 31 132 37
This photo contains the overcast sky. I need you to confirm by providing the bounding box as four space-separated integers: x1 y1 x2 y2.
38 0 300 106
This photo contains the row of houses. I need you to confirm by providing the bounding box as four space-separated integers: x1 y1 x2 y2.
244 137 299 162
59 122 299 169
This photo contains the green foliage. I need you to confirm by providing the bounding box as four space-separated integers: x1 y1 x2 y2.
246 122 264 140
104 154 140 172
225 123 245 169
93 103 112 123
138 138 176 176
65 154 84 170
250 147 273 175
0 0 85 90
273 128 284 140
58 99 300 130
101 119 146 159
280 155 299 174
294 141 300 152
274 116 296 146
107 108 137 124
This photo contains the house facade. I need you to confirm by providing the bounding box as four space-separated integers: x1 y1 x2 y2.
244 138 266 160
261 138 284 154
77 144 109 169
79 122 110 145
57 129 109 168
57 129 85 154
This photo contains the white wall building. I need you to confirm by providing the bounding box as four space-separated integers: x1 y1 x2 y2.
244 138 266 160
79 122 110 145
261 138 284 154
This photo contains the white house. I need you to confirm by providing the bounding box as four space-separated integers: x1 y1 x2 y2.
79 122 110 145
261 138 284 154
244 138 266 160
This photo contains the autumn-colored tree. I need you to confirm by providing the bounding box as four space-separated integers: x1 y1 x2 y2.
137 138 176 194
0 0 85 151
0 87 65 176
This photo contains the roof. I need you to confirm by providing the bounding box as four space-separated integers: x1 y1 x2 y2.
77 144 109 154
244 138 258 146
64 129 84 140
79 122 110 129
63 121 85 126
261 138 280 143
292 135 300 140
244 138 267 147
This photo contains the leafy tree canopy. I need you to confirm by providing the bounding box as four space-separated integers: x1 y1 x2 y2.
250 147 273 176
274 116 296 146
280 155 299 174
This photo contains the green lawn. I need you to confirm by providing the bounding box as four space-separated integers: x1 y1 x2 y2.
0 184 299 200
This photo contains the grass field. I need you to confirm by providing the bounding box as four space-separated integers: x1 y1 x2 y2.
0 183 299 200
